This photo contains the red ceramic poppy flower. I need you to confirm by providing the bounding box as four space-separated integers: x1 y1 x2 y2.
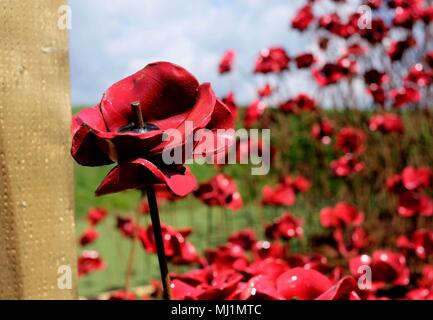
366 0 382 10
359 18 389 44
312 63 346 86
262 175 310 207
218 50 236 74
78 250 106 277
369 113 404 134
425 51 433 68
390 85 421 108
254 47 290 74
388 36 416 62
276 268 332 300
295 52 316 69
257 83 273 98
345 44 367 56
364 69 389 86
71 62 234 197
228 229 257 250
116 216 137 239
194 174 243 211
397 229 433 260
397 191 433 218
229 275 282 300
245 258 289 282
320 202 364 229
86 207 107 226
243 99 267 129
349 251 410 290
79 228 98 247
138 224 199 265
330 154 365 177
405 64 432 87
335 126 366 155
291 4 314 32
311 118 334 145
252 241 287 261
333 227 368 257
265 212 304 241
205 244 249 273
196 271 244 300
318 13 342 35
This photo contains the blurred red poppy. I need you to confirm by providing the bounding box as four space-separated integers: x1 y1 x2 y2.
218 50 236 74
254 47 290 74
86 207 107 226
79 228 98 247
311 118 334 144
291 4 314 32
369 113 404 134
265 212 304 241
194 174 243 211
78 250 106 277
295 52 316 69
335 126 366 155
320 202 364 229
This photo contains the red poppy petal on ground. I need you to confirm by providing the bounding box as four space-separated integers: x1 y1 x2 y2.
95 159 197 197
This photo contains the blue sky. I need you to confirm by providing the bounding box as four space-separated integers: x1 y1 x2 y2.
69 0 308 105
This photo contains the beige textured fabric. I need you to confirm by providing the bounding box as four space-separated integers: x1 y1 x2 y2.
0 0 77 299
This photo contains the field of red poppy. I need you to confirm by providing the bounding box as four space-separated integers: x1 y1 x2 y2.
73 0 433 300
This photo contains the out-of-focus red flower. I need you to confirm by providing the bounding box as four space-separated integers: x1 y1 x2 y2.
320 202 364 229
364 69 389 86
397 229 433 260
405 64 432 87
311 118 334 145
254 47 290 74
295 52 316 69
262 175 311 207
108 290 137 300
170 279 203 300
79 228 98 247
291 4 314 32
257 83 273 98
71 62 234 197
78 250 106 277
401 166 433 190
139 224 199 265
194 174 243 211
218 50 236 74
367 84 387 106
334 227 368 257
229 275 282 300
196 271 244 300
286 254 331 275
345 43 367 56
359 18 389 44
235 136 275 166
279 94 316 114
315 276 361 300
116 216 137 239
205 244 249 273
330 154 365 177
243 99 267 128
349 251 410 290
397 191 433 218
276 268 332 300
366 0 382 10
335 127 366 155
312 63 346 86
388 36 416 62
265 212 304 241
406 265 433 299
252 241 287 261
369 113 404 134
228 229 257 250
318 13 342 35
245 258 289 282
393 7 418 29
222 91 238 119
86 207 107 226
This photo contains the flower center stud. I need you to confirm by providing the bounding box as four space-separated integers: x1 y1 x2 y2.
118 101 160 133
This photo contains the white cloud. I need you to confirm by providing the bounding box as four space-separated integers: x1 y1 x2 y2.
70 0 307 105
